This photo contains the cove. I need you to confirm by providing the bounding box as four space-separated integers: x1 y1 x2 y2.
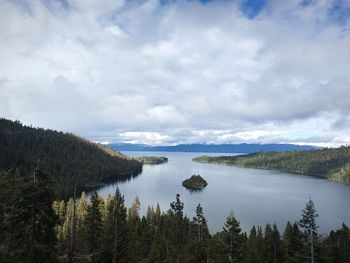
96 151 350 233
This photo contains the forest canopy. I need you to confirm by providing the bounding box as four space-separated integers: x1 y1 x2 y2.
0 118 142 199
193 146 350 186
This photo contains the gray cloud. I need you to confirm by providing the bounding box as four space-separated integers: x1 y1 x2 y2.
1 0 350 146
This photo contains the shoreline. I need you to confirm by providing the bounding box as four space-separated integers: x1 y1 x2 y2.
193 158 349 186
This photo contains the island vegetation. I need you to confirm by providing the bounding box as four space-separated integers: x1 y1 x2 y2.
193 146 350 186
0 168 349 263
0 118 142 199
134 156 168 165
182 174 208 190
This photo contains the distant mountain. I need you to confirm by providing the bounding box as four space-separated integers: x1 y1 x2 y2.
0 119 142 199
110 143 320 153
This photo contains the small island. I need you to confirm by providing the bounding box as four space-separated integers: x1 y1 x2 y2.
182 174 208 190
135 156 168 165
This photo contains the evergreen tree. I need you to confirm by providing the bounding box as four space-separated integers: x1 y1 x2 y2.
52 200 66 252
283 222 304 262
128 196 141 263
140 215 153 259
321 223 350 263
61 198 74 253
298 198 319 263
188 203 209 263
170 193 185 260
76 192 89 254
86 191 103 255
98 194 115 262
263 224 285 263
0 166 58 262
98 188 129 263
245 226 265 263
217 213 245 263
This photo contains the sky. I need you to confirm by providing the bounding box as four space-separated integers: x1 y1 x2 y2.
1 0 350 146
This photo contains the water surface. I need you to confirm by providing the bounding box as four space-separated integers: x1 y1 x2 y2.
97 151 350 233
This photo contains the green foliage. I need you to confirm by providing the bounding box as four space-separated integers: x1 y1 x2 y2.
321 224 350 262
0 118 142 199
135 156 168 165
283 222 304 262
193 146 350 185
97 189 130 263
0 167 58 263
263 223 285 263
298 198 319 263
216 213 246 263
86 191 103 254
1 166 350 263
182 175 208 190
245 226 265 263
187 204 210 263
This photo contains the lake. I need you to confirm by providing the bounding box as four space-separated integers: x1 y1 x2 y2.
96 151 350 234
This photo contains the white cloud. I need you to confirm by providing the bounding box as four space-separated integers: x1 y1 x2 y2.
118 131 172 145
1 0 350 146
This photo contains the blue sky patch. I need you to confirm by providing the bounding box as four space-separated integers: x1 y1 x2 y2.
328 0 350 25
240 0 267 19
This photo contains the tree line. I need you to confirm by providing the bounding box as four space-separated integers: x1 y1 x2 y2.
193 146 350 186
0 118 142 199
1 168 349 263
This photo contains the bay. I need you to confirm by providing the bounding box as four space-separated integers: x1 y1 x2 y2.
96 151 350 233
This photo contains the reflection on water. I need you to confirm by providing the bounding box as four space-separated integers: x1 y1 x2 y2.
96 151 350 234
184 187 205 193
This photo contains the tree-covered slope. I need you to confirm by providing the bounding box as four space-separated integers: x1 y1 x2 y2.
0 118 142 198
193 146 350 185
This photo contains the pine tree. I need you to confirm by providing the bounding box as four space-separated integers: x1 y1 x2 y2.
263 224 285 263
188 203 209 263
155 203 161 232
68 184 77 263
76 191 89 254
128 196 141 263
112 188 129 263
321 223 350 263
52 200 66 252
148 204 165 263
170 193 185 259
298 198 319 263
217 212 245 263
97 188 129 263
0 166 58 262
86 191 102 255
128 196 141 222
245 225 267 263
283 222 304 262
98 194 115 262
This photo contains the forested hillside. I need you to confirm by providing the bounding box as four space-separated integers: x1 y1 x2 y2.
0 118 142 198
193 146 350 185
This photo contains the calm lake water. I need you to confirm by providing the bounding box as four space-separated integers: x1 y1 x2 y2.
96 151 350 234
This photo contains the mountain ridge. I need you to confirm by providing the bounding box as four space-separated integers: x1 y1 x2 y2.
109 142 320 153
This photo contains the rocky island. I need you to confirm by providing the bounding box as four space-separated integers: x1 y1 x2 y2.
182 174 208 190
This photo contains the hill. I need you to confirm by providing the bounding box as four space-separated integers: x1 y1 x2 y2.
110 143 318 153
0 118 142 198
193 146 350 186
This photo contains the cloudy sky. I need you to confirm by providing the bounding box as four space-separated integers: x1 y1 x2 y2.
1 0 350 146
